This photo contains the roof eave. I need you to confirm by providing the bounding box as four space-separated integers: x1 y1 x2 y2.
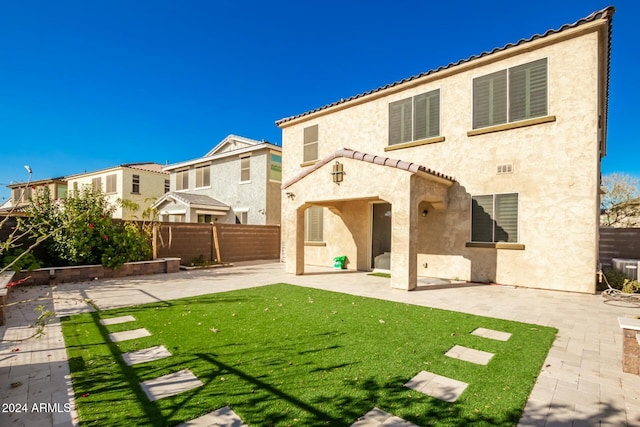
276 7 615 129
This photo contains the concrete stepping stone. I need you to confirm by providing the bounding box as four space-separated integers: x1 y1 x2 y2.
471 327 512 341
122 345 172 366
140 369 203 401
100 315 136 326
351 407 419 426
177 406 247 427
404 371 468 403
445 345 494 365
108 328 151 343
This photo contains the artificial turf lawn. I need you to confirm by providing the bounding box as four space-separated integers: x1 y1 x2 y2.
62 283 557 426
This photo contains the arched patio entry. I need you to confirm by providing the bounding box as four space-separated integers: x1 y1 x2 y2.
282 148 455 290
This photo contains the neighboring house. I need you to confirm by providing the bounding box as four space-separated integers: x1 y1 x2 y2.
0 177 68 215
276 7 614 293
153 135 282 224
66 163 168 220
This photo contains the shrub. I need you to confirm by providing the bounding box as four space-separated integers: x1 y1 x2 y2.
101 221 152 269
1 249 41 272
599 268 629 291
28 185 152 269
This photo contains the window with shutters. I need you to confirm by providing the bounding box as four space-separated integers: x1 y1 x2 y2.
92 177 102 192
164 179 170 193
303 125 319 163
389 89 440 146
473 58 547 129
176 170 189 191
471 193 518 243
196 165 210 188
305 206 324 242
106 174 117 194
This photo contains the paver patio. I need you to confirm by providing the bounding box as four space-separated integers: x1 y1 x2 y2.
1 261 640 426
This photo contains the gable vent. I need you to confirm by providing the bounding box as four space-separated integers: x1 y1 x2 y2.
497 164 513 174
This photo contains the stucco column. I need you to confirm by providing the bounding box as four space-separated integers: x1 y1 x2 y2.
390 191 418 290
284 205 305 275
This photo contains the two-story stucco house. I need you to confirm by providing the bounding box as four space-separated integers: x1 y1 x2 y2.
153 135 282 225
1 177 68 215
66 163 169 220
277 7 614 293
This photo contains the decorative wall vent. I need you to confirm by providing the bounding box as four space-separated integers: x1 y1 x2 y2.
497 164 513 174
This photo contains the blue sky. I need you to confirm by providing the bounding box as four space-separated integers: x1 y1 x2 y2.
1 1 637 203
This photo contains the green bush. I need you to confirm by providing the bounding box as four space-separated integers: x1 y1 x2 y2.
28 185 152 269
1 249 41 272
599 268 629 291
101 221 152 269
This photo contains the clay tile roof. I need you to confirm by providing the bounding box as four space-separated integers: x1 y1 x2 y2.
281 148 455 189
276 6 614 127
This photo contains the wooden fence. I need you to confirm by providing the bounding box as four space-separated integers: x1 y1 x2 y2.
599 227 640 269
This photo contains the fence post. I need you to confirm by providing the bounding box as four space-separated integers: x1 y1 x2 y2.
213 224 222 262
152 223 158 259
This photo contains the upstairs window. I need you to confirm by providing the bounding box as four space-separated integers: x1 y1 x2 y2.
240 156 251 182
164 179 170 193
389 89 440 146
132 174 140 194
270 152 282 182
196 165 210 188
106 174 117 194
471 193 518 243
303 125 318 163
176 170 188 191
473 58 547 129
92 177 102 192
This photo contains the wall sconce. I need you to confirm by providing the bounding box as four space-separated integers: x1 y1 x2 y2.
421 209 429 217
258 209 265 215
331 161 345 185
286 192 295 200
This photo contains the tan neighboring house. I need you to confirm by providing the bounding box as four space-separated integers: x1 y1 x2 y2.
1 177 68 215
66 163 169 220
276 7 614 293
153 135 282 224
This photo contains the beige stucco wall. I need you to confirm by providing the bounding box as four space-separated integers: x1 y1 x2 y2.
280 26 604 293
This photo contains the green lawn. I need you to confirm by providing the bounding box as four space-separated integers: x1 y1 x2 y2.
62 283 556 426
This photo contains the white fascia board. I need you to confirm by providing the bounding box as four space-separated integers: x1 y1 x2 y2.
163 143 282 171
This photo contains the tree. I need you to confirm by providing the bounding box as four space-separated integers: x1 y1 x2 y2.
600 173 640 227
28 185 152 268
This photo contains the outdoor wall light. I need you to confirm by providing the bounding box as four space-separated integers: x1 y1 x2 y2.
286 192 295 200
331 161 345 185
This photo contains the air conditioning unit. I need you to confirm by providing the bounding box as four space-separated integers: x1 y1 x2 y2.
611 258 640 281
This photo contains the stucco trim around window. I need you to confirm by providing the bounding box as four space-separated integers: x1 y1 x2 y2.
465 242 525 250
300 160 318 167
304 241 326 247
467 115 556 137
384 136 445 152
